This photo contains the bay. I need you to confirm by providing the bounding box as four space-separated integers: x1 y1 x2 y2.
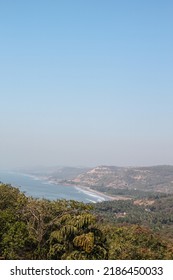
0 170 106 203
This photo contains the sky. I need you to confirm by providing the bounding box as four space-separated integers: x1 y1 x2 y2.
0 0 173 169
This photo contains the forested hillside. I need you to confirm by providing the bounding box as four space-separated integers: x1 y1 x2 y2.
93 195 173 239
0 183 173 260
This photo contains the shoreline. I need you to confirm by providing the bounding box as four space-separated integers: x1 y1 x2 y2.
46 180 113 201
74 185 114 201
47 180 131 201
74 185 131 201
12 172 131 202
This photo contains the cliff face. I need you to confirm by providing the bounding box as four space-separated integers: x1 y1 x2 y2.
67 165 173 193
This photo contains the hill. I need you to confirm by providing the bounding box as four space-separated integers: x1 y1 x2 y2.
66 165 173 191
64 165 173 198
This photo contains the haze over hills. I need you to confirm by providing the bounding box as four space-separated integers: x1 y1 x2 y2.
23 166 90 182
60 165 173 194
26 165 173 196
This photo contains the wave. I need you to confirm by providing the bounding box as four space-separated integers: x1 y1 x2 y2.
74 186 106 201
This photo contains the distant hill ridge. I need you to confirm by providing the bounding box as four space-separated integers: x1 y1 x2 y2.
66 165 173 193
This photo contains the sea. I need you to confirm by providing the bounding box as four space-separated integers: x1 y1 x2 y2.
0 170 106 203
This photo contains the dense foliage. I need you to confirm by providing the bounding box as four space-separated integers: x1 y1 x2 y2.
0 183 173 259
93 195 173 239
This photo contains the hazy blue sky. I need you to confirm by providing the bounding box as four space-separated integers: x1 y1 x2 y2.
0 0 173 169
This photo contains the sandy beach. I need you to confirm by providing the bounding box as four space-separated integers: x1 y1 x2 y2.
48 179 131 201
73 185 131 201
26 174 131 202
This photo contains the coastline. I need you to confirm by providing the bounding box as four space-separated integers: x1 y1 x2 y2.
46 179 131 201
9 172 131 202
74 185 114 201
73 185 131 201
46 180 113 201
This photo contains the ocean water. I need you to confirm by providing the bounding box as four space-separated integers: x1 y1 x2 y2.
0 171 106 203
